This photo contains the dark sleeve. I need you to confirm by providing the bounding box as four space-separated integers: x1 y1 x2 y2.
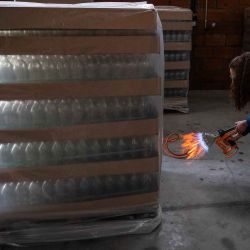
242 116 250 136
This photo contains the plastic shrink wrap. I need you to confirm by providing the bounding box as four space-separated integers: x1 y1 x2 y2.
0 1 164 245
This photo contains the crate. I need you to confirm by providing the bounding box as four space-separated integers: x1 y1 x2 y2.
157 6 192 113
0 2 163 235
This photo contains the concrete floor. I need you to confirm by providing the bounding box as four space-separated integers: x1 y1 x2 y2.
3 90 250 250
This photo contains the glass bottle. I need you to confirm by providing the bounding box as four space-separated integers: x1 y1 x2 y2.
42 179 54 203
76 139 89 162
15 181 29 205
58 100 72 126
51 141 64 165
11 143 25 167
71 99 83 124
29 181 43 205
44 100 59 127
64 140 76 164
38 141 51 166
25 142 39 167
31 100 45 127
1 182 16 206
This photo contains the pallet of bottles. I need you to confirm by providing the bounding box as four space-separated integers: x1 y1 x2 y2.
156 6 192 113
0 1 163 243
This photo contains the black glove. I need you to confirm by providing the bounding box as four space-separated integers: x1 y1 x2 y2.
242 126 250 136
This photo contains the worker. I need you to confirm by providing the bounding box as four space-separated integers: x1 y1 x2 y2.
229 52 250 136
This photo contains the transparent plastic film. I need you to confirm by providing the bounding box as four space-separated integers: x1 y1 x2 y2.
0 135 158 168
0 96 159 129
0 2 164 244
0 54 159 83
0 172 159 209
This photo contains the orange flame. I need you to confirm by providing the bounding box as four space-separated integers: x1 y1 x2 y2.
182 132 208 159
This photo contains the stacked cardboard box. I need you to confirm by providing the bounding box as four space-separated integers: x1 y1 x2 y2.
0 2 163 244
243 8 250 51
157 6 192 113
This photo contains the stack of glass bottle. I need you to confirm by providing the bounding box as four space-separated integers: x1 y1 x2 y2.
0 2 163 243
157 6 192 113
0 53 160 207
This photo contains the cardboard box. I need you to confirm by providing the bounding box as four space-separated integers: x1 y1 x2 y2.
164 80 189 88
165 61 190 70
164 42 192 51
0 3 157 32
156 6 192 21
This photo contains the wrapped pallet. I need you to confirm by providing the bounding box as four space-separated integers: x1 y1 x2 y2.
0 1 164 245
157 6 192 113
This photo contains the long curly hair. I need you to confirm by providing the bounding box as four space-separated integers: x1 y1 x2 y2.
229 52 250 111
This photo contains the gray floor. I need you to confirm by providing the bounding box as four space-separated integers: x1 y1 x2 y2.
3 91 250 250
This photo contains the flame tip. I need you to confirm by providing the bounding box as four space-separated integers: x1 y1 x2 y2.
181 132 208 160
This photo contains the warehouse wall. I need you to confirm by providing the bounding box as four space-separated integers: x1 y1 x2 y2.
151 0 250 89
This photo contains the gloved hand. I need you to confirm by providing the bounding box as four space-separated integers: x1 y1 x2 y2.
235 119 250 136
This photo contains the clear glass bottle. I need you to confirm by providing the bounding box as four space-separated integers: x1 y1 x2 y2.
76 139 89 162
0 56 15 83
129 174 139 192
64 140 76 164
64 178 77 201
31 100 46 127
11 143 26 167
103 175 115 194
0 143 12 168
106 97 122 121
0 101 5 127
94 98 107 122
177 32 182 42
130 137 140 158
125 55 136 79
15 181 29 205
126 97 134 119
99 54 110 80
12 57 28 83
89 139 102 161
141 136 154 157
1 182 16 206
25 142 39 167
86 55 95 80
42 179 54 203
83 98 95 123
104 139 116 160
117 138 128 159
58 100 72 126
116 175 128 194
2 101 13 127
71 99 83 124
90 176 103 197
17 100 33 128
79 177 91 199
41 55 57 82
51 141 64 165
54 179 66 202
69 55 83 80
44 100 59 127
28 57 44 82
55 55 70 81
112 55 123 79
38 141 51 166
29 181 43 205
